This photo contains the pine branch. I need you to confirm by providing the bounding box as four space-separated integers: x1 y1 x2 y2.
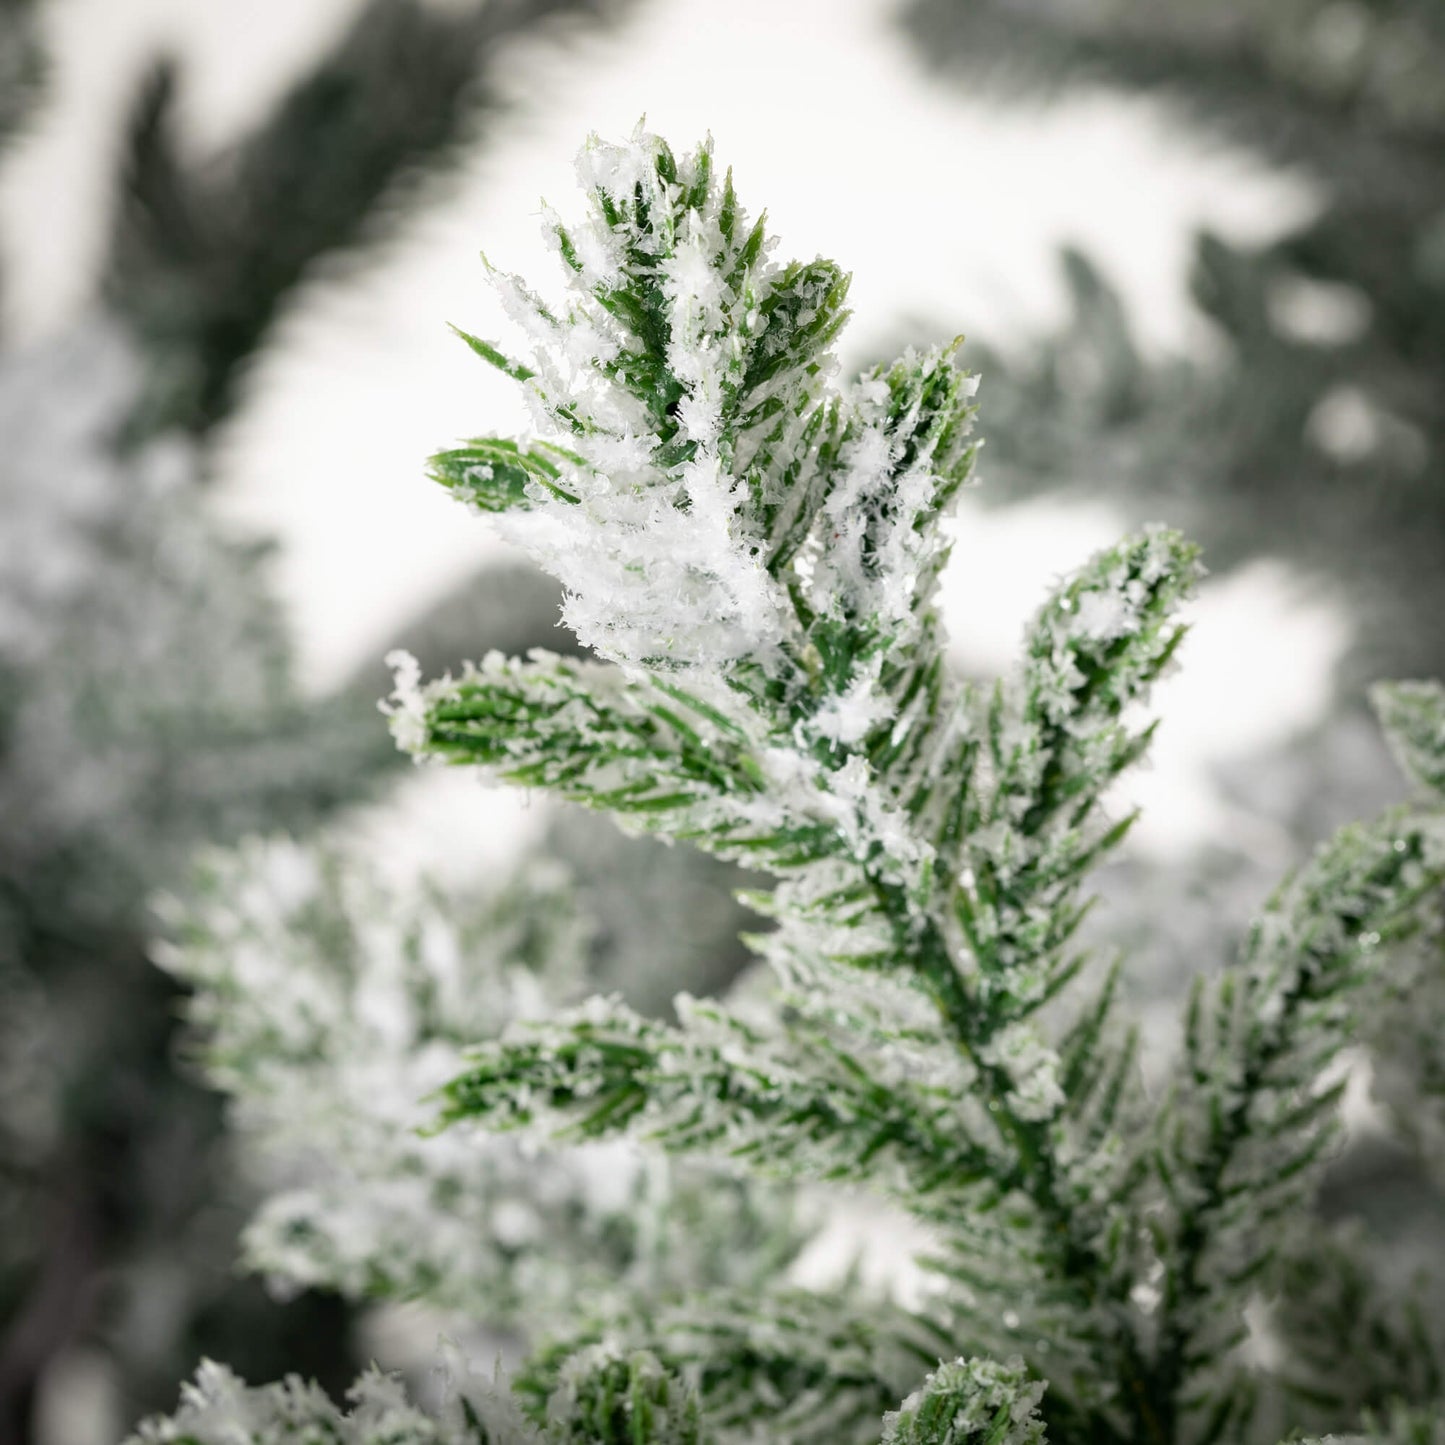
882 1355 1048 1445
516 1287 948 1445
945 528 1202 1013
439 994 1004 1211
386 650 784 853
401 128 1196 1427
154 837 593 1316
1146 805 1445 1439
156 836 807 1322
896 1 1445 175
127 1350 712 1445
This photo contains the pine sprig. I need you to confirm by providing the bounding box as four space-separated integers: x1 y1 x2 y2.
882 1356 1048 1445
1148 809 1445 1439
389 128 1211 1433
151 836 807 1321
943 527 1203 1022
387 649 770 835
152 837 595 1315
1373 681 1445 801
439 994 1003 1208
516 1287 947 1445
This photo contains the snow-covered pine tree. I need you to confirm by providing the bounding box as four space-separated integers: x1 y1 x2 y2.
136 130 1445 1444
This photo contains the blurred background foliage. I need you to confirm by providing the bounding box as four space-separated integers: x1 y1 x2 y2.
900 0 1445 688
0 1 44 159
1 1 1443 1441
106 0 617 442
0 3 755 1441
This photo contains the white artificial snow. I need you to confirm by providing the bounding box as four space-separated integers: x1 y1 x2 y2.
1070 589 1131 644
154 838 614 1317
380 648 428 754
811 668 892 748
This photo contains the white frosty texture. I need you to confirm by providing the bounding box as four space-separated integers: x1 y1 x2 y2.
413 131 995 989
882 1355 1047 1445
0 319 381 918
153 836 646 1317
154 835 808 1324
488 132 796 671
452 129 980 707
126 1354 542 1445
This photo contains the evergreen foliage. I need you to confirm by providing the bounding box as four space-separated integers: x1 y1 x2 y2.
0 320 391 1440
137 132 1445 1444
154 836 804 1321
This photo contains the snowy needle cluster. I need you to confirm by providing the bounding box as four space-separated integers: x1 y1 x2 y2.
138 131 1445 1445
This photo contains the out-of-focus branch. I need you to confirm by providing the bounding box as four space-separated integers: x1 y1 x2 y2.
105 0 631 440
